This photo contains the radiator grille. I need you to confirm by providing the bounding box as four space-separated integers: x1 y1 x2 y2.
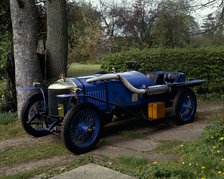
48 89 70 116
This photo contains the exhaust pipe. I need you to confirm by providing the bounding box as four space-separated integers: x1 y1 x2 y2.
86 74 170 95
117 75 170 95
86 74 118 83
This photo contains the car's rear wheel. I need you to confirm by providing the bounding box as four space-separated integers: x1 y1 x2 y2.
61 103 102 154
173 88 197 124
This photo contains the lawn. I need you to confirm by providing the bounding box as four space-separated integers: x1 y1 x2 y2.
0 113 25 140
67 63 101 77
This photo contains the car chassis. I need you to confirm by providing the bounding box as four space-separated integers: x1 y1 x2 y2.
21 71 204 154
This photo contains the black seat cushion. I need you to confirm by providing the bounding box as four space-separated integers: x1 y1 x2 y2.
146 71 184 84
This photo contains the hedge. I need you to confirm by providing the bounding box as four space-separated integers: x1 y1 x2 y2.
101 47 224 94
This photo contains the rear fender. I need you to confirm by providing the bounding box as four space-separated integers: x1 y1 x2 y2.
170 80 205 88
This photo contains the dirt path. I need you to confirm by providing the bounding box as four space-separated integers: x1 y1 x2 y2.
0 101 223 177
97 101 223 159
0 155 75 176
0 135 60 151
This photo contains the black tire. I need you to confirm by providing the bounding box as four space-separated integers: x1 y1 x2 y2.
21 94 49 137
61 103 102 154
173 88 197 124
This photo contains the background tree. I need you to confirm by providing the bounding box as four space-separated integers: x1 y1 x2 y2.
201 14 217 45
124 0 158 48
107 0 159 49
10 0 43 117
46 0 68 79
68 2 101 63
97 1 126 52
152 0 197 47
98 0 159 50
198 12 224 46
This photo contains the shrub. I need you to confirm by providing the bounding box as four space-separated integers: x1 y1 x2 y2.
0 33 11 78
0 112 17 125
101 47 224 94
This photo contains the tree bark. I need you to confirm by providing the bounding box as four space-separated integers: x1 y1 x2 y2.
46 0 68 79
10 0 42 118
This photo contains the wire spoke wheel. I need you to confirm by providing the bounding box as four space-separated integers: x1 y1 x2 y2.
173 88 197 124
70 109 100 148
27 100 45 130
21 94 49 137
62 103 102 154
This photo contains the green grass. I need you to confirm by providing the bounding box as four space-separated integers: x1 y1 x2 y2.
67 63 101 77
110 155 193 178
0 112 26 140
0 142 69 167
0 112 17 125
118 155 149 168
0 120 26 140
154 140 183 154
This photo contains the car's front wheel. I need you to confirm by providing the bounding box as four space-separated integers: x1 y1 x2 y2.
21 94 49 137
61 103 102 154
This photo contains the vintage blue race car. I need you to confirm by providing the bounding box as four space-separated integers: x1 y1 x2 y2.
21 71 204 154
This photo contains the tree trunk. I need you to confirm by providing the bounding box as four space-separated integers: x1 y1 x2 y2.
10 0 42 118
46 0 68 79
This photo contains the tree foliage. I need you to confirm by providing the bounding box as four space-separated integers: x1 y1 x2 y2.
152 0 198 47
68 2 101 63
97 0 199 50
0 0 12 77
117 0 158 48
0 0 11 33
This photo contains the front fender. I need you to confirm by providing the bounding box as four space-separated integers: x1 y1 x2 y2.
17 86 48 112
